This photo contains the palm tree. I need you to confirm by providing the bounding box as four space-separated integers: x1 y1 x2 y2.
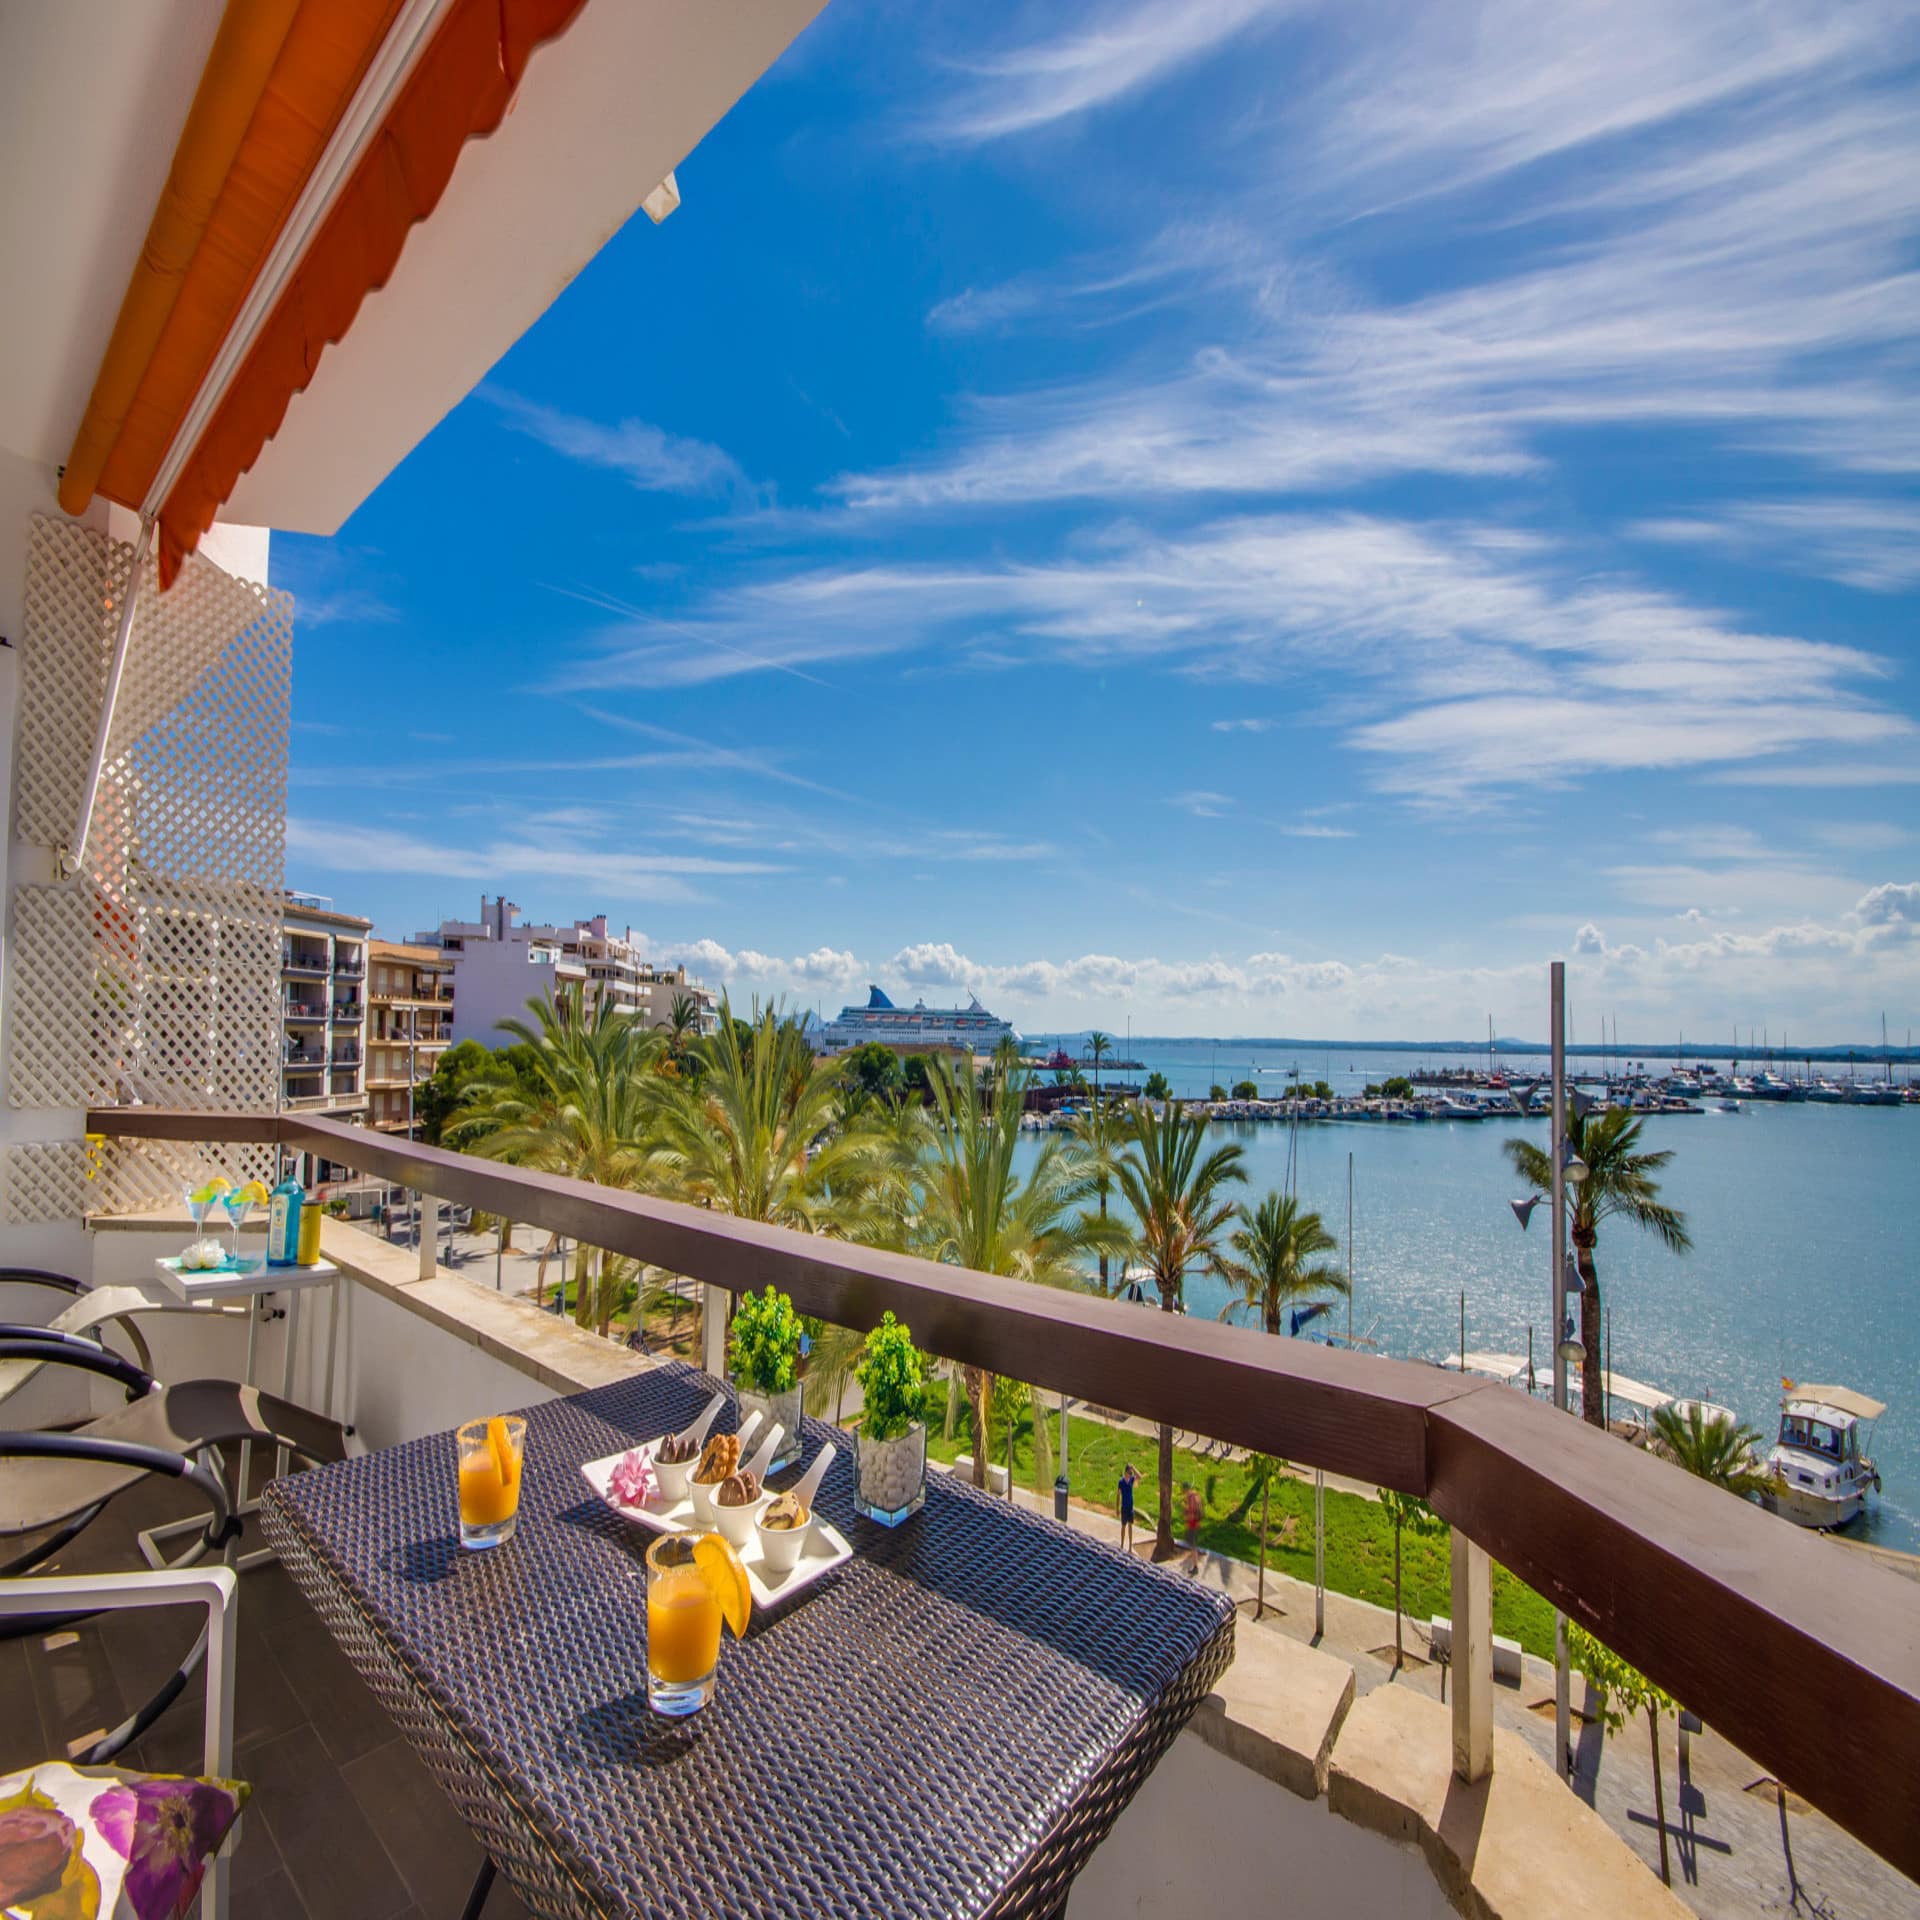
653 997 883 1229
1505 1107 1691 1428
1651 1402 1776 1500
448 986 664 1329
1069 1098 1134 1295
1377 1487 1441 1671
664 990 702 1071
1113 1101 1246 1555
1086 1030 1113 1099
915 1056 1126 1488
1220 1191 1348 1337
1244 1452 1286 1619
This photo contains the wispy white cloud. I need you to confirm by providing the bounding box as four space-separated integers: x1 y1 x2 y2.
1172 789 1234 817
284 819 782 915
1632 499 1920 592
480 386 761 504
879 0 1919 515
1211 716 1273 733
557 512 1911 797
925 0 1286 144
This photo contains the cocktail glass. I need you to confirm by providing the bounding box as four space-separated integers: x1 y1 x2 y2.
220 1189 256 1265
645 1534 722 1716
457 1415 526 1550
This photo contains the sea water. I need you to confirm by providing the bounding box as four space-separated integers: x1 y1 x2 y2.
1013 1044 1918 1551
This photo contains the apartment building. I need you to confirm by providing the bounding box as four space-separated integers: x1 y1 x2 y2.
282 893 370 1122
422 897 716 1045
367 941 455 1135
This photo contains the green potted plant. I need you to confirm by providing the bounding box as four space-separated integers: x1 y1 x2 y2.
853 1312 930 1525
728 1285 804 1473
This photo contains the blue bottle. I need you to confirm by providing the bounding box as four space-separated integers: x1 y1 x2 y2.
267 1174 303 1268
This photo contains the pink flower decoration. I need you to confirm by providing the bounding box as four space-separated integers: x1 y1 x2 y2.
609 1447 658 1508
90 1776 242 1919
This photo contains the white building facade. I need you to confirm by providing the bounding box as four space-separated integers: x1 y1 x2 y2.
423 897 716 1046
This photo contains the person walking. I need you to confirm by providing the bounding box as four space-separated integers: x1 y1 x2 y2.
1182 1481 1204 1575
1117 1462 1139 1552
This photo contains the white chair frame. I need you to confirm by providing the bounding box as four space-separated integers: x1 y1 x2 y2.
1 1565 239 1920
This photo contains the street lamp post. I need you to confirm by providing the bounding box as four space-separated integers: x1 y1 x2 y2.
1549 960 1571 1782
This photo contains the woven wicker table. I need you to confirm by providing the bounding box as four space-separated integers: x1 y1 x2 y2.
260 1365 1235 1920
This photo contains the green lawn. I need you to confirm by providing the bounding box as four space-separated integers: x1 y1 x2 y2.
922 1402 1556 1660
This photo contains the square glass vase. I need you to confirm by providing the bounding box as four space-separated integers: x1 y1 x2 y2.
734 1381 803 1475
854 1422 927 1526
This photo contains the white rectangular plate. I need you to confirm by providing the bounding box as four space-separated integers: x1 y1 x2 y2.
580 1446 852 1609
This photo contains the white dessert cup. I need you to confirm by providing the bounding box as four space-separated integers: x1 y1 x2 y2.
754 1442 834 1576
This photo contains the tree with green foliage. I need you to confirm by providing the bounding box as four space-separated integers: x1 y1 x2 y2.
1651 1402 1776 1500
901 1053 933 1098
1069 1097 1135 1295
842 1040 904 1111
1381 1076 1415 1099
1208 1082 1229 1102
914 1056 1126 1488
1567 1622 1679 1885
1087 1030 1113 1097
1220 1192 1347 1336
1143 1070 1171 1102
1244 1452 1287 1618
447 987 665 1328
1114 1101 1246 1555
664 991 703 1073
1505 1107 1691 1429
1377 1488 1442 1669
654 997 881 1237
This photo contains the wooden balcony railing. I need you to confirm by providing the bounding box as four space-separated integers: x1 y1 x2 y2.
85 1104 1920 1883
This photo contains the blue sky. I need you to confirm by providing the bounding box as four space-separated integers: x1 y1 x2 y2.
276 0 1919 1043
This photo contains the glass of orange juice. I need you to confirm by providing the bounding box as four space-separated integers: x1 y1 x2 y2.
457 1415 526 1550
646 1532 749 1716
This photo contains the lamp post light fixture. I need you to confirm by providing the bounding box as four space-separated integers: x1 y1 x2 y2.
1501 962 1577 1783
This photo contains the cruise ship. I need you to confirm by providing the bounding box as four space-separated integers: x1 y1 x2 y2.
814 986 1019 1055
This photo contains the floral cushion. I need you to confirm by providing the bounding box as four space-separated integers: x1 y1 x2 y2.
0 1762 248 1919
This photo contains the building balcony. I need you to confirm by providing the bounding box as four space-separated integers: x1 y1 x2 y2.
333 959 365 978
282 1002 327 1023
330 1002 363 1023
280 957 331 978
23 1107 1918 1920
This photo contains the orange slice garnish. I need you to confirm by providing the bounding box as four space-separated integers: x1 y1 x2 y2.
692 1534 751 1640
486 1415 517 1491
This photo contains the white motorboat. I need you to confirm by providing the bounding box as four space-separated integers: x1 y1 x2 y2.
1761 1383 1884 1530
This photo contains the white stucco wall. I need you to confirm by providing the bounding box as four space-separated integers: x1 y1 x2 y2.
447 939 571 1045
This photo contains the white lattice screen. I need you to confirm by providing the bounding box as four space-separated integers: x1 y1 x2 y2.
5 513 290 1219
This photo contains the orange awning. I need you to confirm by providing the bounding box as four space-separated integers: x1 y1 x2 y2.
61 0 589 587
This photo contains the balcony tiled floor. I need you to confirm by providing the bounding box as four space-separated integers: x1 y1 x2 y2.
4 1472 530 1920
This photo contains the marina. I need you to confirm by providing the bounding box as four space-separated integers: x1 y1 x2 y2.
1008 1074 1916 1554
